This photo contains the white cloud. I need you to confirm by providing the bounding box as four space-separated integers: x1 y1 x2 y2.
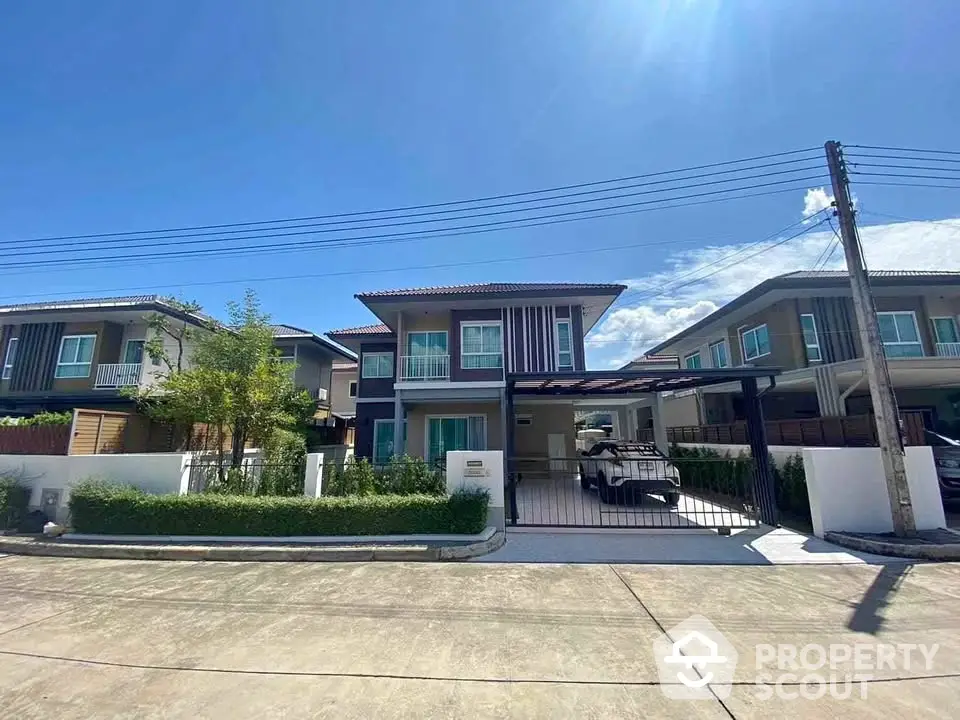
587 216 960 369
802 187 834 220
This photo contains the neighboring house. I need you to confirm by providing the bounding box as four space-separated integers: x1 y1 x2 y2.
270 325 357 412
0 295 355 417
642 270 960 432
327 361 358 445
327 282 626 465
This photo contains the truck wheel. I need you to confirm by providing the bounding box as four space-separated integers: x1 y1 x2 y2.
579 464 591 490
597 472 614 504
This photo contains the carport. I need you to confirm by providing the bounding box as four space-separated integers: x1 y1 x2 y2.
503 367 782 530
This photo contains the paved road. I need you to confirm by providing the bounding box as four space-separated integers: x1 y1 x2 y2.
0 554 958 718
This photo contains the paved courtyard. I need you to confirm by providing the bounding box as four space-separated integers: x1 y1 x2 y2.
0 553 958 718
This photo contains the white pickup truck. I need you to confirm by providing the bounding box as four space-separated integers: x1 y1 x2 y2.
578 440 682 506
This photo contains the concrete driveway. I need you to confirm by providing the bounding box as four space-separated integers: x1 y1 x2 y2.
0 555 958 718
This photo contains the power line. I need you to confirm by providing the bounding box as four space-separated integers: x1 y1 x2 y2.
0 177 829 272
847 144 960 156
853 180 960 191
0 165 828 259
0 157 825 253
850 171 960 182
844 153 960 165
847 162 960 174
8 147 822 245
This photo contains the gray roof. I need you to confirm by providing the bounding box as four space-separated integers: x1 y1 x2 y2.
357 282 626 300
327 323 394 337
647 269 960 355
270 324 356 361
0 294 215 326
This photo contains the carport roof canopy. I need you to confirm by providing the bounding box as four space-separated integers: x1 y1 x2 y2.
508 368 780 396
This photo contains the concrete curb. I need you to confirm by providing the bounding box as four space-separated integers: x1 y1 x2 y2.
0 530 506 563
825 531 960 561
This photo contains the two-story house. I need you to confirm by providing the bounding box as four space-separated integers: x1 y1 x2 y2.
642 270 960 433
0 296 355 417
327 282 627 465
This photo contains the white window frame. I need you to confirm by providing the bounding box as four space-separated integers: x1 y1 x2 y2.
122 338 146 365
405 330 448 356
877 311 924 357
555 319 573 370
362 351 394 378
708 339 728 368
2 337 18 380
931 316 960 344
348 380 358 398
739 324 771 362
424 414 488 462
460 321 503 370
799 313 822 363
684 351 702 370
55 334 97 379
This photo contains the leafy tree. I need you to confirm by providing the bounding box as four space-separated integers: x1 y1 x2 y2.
144 297 204 374
140 290 314 469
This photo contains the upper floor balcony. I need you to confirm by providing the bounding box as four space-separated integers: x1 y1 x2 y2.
94 363 143 389
399 354 451 381
935 342 960 358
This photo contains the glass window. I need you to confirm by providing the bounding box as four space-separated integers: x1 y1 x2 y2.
55 335 96 378
427 416 486 465
800 314 822 362
932 317 959 344
461 323 502 369
361 352 394 378
740 324 771 361
123 339 145 364
709 340 728 368
684 352 702 370
406 331 447 356
2 337 18 380
555 320 573 369
348 380 357 398
876 312 924 358
373 419 405 464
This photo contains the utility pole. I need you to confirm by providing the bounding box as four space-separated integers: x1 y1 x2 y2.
825 141 915 537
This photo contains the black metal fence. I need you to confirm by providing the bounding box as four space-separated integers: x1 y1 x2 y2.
506 455 760 530
186 459 306 496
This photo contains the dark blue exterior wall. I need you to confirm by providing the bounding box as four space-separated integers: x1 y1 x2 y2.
358 341 398 399
450 308 504 382
354 401 396 459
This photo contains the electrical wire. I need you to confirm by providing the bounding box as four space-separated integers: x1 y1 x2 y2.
844 153 960 165
846 162 960 174
849 171 960 182
0 166 829 259
7 147 823 245
0 177 830 272
852 180 960 191
847 144 960 156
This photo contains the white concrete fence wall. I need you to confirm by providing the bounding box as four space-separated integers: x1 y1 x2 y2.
672 442 947 537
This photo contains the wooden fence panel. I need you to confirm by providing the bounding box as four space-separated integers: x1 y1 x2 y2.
0 425 70 455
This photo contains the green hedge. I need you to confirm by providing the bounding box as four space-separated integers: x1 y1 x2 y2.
325 456 446 497
68 480 489 536
0 478 31 531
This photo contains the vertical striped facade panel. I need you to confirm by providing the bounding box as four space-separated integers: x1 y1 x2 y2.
813 297 857 363
504 304 582 374
10 323 64 392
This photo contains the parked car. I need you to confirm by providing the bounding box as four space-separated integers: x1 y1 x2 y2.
578 440 681 506
926 431 960 500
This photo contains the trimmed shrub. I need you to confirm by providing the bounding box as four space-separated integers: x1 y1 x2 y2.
325 457 377 496
326 456 445 497
669 445 753 497
258 428 307 496
20 411 73 427
68 479 489 536
774 453 811 520
0 477 30 530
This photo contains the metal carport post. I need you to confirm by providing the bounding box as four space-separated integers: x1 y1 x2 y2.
741 376 779 526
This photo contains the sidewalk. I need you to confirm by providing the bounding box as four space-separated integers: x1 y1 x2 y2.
476 526 897 565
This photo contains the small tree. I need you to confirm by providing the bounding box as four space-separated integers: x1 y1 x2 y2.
144 297 204 374
142 290 314 469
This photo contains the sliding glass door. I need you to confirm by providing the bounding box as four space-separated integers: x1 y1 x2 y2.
426 416 485 466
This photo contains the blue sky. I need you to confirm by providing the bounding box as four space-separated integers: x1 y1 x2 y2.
2 0 959 367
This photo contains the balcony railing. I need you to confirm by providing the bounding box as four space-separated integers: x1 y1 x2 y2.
400 354 450 381
94 363 142 389
935 342 960 358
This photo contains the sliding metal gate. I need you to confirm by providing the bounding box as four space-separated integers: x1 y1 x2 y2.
506 455 762 530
